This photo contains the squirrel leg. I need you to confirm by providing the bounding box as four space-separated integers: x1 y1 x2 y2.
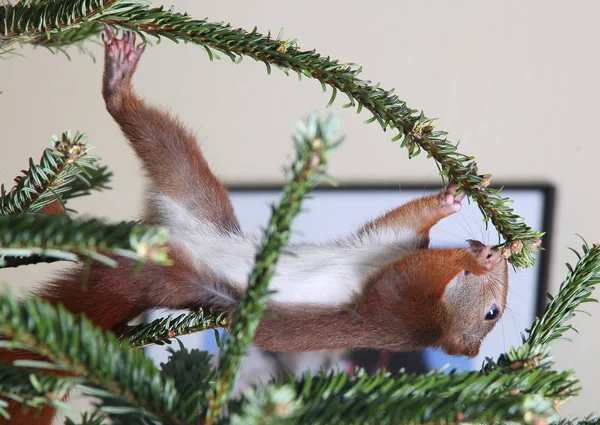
358 183 465 246
101 26 239 232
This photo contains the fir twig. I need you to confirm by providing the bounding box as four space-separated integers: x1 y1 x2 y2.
526 241 600 347
64 411 110 425
0 132 111 216
61 165 112 204
0 214 170 267
0 0 131 43
205 114 341 424
0 289 182 424
482 241 600 374
125 309 229 349
0 364 80 420
554 418 600 425
1 0 542 267
223 366 571 425
159 348 216 417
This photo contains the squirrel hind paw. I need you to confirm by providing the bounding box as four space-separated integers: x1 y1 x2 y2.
102 27 146 96
103 28 145 66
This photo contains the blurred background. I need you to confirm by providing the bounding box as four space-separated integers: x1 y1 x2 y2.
1 0 599 420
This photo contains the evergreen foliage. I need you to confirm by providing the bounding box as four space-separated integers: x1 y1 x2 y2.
0 1 596 424
0 214 171 268
0 132 110 216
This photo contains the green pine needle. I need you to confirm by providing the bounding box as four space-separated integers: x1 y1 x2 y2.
205 114 341 424
0 131 111 216
0 364 81 420
525 240 600 347
223 366 572 425
64 411 110 425
125 309 229 348
0 214 170 268
0 289 181 424
110 3 542 268
554 417 600 425
61 165 112 204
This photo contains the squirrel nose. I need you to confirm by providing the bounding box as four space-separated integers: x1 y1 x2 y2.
466 239 503 268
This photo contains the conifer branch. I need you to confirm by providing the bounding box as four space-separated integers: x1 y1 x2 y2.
61 165 112 203
482 241 600 374
1 0 541 267
64 411 110 425
554 418 600 425
0 214 170 267
125 309 229 349
525 241 600 347
0 365 80 420
205 114 341 424
159 347 216 418
223 366 571 425
0 132 110 216
0 290 183 424
0 0 129 44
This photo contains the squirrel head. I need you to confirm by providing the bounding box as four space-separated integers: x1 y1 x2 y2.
439 240 509 357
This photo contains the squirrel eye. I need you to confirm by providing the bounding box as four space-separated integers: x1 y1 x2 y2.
484 304 499 321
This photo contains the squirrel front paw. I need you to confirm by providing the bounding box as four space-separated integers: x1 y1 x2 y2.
102 26 146 100
438 182 465 214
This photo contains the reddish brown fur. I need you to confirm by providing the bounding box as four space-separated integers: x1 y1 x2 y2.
101 27 238 232
359 187 463 246
254 247 501 352
40 199 65 215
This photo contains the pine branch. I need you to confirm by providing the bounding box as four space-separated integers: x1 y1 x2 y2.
0 0 130 43
64 411 110 425
61 165 112 204
0 364 80 420
223 366 571 425
0 132 111 216
0 289 184 424
159 348 215 417
205 114 341 424
554 418 600 425
525 241 600 347
0 214 170 267
480 241 600 374
124 309 229 348
1 0 541 267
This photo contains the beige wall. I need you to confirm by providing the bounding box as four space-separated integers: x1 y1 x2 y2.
1 0 599 419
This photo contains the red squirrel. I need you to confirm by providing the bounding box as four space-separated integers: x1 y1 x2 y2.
1 27 508 424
